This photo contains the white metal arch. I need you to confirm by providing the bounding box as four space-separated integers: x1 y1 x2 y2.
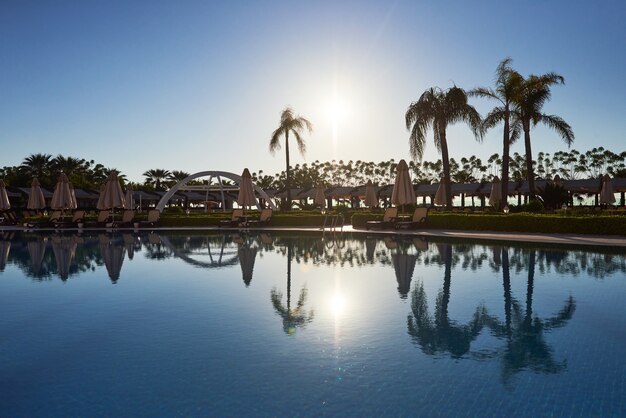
156 170 277 212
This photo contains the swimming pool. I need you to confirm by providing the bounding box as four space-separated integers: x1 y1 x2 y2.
0 230 624 416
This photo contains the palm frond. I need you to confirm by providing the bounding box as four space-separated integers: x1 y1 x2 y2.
539 114 575 146
269 127 283 154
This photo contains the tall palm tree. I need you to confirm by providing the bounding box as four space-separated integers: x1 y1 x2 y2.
513 73 574 199
405 86 482 208
269 107 313 209
143 169 171 190
470 58 523 209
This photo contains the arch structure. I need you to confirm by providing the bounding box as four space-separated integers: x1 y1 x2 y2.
156 170 277 212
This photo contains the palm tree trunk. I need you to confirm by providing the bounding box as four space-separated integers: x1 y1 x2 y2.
501 110 510 210
440 128 452 209
523 120 535 199
285 131 291 210
525 250 535 327
287 244 292 311
502 247 511 338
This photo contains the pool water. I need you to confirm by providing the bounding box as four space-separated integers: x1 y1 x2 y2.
0 231 624 416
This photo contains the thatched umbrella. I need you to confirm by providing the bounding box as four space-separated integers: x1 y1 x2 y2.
391 159 416 213
364 180 378 208
27 178 46 210
237 168 256 212
51 173 73 211
489 176 502 207
434 180 447 207
124 184 134 210
102 172 126 221
0 180 11 211
600 174 616 205
314 185 326 209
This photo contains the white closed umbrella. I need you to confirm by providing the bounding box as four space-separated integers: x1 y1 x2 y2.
314 185 326 208
364 180 378 208
600 174 616 205
51 173 73 211
391 159 416 212
124 184 134 210
27 178 46 210
0 180 10 211
434 180 446 206
68 182 78 210
102 172 126 210
96 185 106 210
489 176 502 207
237 168 256 210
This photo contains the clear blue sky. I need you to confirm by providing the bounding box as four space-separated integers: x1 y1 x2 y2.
1 0 625 182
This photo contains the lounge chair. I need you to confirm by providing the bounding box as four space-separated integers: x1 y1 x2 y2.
218 209 245 227
25 210 62 228
111 210 135 228
84 210 112 228
53 210 86 228
247 209 272 227
137 209 160 228
365 207 398 230
395 207 429 229
1 210 19 226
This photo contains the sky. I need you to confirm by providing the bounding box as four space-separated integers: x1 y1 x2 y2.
1 0 625 183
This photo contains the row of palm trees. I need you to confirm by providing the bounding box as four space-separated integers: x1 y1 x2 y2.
269 58 577 209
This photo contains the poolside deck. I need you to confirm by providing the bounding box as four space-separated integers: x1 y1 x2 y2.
3 224 626 248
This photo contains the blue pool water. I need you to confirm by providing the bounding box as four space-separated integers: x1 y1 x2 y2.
0 230 624 416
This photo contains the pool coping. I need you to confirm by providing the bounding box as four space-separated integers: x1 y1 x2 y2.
2 224 626 248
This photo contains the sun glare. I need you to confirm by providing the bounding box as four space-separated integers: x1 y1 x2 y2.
329 291 347 318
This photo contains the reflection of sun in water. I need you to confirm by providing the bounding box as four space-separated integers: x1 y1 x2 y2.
329 291 347 318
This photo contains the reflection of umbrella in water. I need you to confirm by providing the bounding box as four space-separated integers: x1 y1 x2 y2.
27 238 47 276
122 233 138 260
51 236 77 280
99 235 125 283
391 251 417 299
238 245 257 287
27 177 46 210
365 239 377 261
0 240 10 271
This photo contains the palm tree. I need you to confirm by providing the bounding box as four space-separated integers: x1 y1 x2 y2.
143 169 171 190
470 58 523 209
269 107 313 209
513 73 574 199
405 86 482 208
20 153 52 186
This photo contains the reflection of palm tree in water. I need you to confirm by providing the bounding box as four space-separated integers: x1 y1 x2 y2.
484 249 576 382
407 244 487 358
271 244 314 335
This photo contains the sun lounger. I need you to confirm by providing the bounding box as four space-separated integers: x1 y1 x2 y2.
137 209 160 228
365 207 398 230
84 210 112 228
247 209 272 227
53 210 86 228
218 209 245 227
111 210 135 228
26 210 62 228
1 210 19 226
395 207 429 229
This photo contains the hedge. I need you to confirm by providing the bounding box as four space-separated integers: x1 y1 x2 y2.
351 212 626 236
